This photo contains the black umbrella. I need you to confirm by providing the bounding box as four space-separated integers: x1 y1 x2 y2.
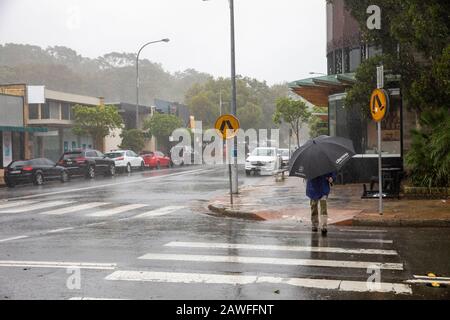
289 135 355 180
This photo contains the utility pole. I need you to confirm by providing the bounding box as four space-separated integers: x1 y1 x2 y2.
229 0 238 194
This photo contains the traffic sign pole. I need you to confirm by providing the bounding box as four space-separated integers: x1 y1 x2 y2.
376 65 384 215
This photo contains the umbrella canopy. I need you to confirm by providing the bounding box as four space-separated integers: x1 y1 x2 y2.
289 135 355 180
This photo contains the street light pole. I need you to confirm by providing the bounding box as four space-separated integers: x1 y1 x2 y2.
229 0 238 194
136 38 169 129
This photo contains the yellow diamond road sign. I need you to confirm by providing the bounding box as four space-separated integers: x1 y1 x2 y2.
215 114 240 140
370 88 389 122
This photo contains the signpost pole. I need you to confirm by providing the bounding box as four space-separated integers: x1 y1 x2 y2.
377 65 384 215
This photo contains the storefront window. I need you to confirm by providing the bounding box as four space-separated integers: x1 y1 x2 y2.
365 95 401 155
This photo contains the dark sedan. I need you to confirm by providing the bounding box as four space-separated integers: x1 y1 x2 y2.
4 158 69 187
58 149 115 179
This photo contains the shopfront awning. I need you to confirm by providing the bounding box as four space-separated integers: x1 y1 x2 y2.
288 73 356 107
0 126 48 133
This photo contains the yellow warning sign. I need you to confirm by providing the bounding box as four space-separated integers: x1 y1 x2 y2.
214 114 240 140
370 89 389 122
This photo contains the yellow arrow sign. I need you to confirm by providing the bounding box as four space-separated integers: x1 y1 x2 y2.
370 89 389 122
215 114 240 140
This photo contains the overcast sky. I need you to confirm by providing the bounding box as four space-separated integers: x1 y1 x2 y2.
0 0 326 84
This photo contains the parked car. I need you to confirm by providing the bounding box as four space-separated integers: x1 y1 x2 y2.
140 151 172 169
245 147 281 176
277 148 290 168
58 149 115 179
104 150 144 173
4 158 69 187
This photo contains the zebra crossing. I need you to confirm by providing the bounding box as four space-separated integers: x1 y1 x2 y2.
103 228 413 296
0 199 186 220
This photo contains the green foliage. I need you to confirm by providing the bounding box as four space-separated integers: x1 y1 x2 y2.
273 98 311 147
119 129 145 153
0 43 212 105
405 108 450 188
308 107 329 138
343 0 450 112
72 105 123 149
341 0 450 187
184 76 289 129
143 113 183 151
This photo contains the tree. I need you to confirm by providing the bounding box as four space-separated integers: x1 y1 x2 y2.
143 113 183 153
184 76 289 130
308 107 329 138
273 98 311 147
72 105 123 150
405 108 450 188
119 129 145 153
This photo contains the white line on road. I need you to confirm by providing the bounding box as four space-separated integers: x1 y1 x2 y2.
0 201 73 213
165 241 398 256
339 229 388 233
413 275 450 280
0 235 29 243
406 279 450 285
139 253 404 270
41 202 109 215
105 271 412 294
132 206 186 219
87 204 148 217
0 200 37 210
243 228 393 244
3 168 211 201
46 227 75 233
69 297 127 300
0 260 116 270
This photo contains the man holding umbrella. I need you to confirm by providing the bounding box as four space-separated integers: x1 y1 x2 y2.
289 135 355 236
307 172 336 235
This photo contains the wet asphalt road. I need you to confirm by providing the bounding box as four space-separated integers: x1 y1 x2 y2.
0 164 449 300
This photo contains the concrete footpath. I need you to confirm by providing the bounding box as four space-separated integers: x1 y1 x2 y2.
207 176 450 227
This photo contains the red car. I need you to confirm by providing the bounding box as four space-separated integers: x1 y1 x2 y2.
140 151 172 169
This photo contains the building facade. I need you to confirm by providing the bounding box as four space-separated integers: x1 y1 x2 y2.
0 84 102 163
289 0 417 183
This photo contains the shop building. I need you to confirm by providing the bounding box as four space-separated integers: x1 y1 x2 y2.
288 0 417 183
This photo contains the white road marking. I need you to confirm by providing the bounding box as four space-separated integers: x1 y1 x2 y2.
0 200 37 210
0 260 116 270
139 253 404 270
244 228 393 244
105 271 412 294
406 279 450 285
0 201 73 213
165 241 398 256
41 202 109 215
133 206 186 219
4 168 211 201
69 297 127 300
46 227 75 233
339 229 388 233
87 204 148 217
0 235 29 243
413 275 450 280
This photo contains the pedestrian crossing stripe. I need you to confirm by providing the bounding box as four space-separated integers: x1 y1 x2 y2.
0 200 73 213
164 241 398 256
41 202 109 215
87 204 148 217
0 260 116 270
0 200 184 219
104 271 412 294
138 253 404 270
132 206 186 219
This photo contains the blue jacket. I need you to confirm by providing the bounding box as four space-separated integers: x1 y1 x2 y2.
306 172 337 200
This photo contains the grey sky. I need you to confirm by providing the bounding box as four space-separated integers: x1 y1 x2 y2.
0 0 326 84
